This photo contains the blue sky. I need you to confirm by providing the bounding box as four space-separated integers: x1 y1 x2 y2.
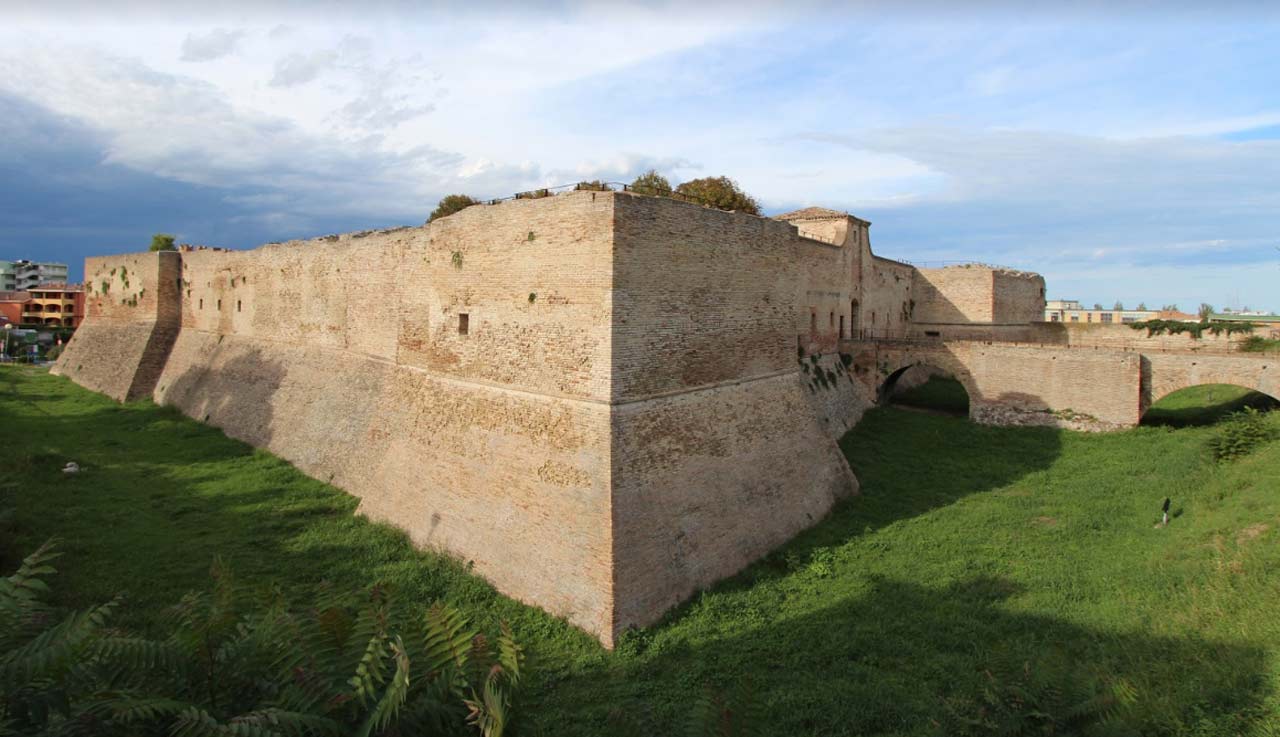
2 1 1278 311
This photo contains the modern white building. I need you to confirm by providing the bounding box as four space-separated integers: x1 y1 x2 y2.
0 260 69 291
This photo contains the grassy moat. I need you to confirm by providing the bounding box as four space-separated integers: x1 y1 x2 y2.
3 366 1279 734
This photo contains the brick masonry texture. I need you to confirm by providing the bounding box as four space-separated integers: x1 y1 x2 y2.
54 189 1275 645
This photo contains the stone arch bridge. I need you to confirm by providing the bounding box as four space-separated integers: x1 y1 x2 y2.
847 338 1277 429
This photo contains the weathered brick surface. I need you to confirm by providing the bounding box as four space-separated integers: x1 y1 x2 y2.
52 251 180 400
56 190 1077 646
610 374 856 631
609 194 858 631
1142 353 1278 413
854 341 1142 428
1029 323 1250 352
913 266 1044 326
860 255 914 335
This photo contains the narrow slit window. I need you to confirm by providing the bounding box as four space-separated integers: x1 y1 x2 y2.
199 298 203 310
458 313 469 335
237 300 242 312
217 299 222 310
809 310 816 333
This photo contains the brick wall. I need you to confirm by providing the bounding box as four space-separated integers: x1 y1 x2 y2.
1142 353 1278 413
854 341 1143 429
860 253 914 335
52 251 180 400
142 192 620 643
912 267 993 323
608 194 858 632
992 270 1045 323
911 266 1044 326
1030 323 1251 352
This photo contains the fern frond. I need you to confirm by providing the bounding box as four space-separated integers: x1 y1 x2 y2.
423 603 475 678
356 635 411 737
348 631 390 707
229 707 344 737
464 675 510 737
495 623 523 687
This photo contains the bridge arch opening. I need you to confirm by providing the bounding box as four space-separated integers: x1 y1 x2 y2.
1142 383 1278 427
881 363 971 417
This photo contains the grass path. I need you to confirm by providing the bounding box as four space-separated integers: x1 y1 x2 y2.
3 366 1279 734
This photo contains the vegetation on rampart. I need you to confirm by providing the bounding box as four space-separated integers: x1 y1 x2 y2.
149 233 176 252
1128 318 1253 338
672 176 761 216
429 194 480 222
3 367 1280 735
628 169 672 197
1240 335 1280 353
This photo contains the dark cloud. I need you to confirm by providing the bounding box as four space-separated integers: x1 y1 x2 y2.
0 93 423 281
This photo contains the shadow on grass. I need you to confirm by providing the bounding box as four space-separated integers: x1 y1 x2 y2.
1143 384 1279 428
0 368 599 657
888 374 971 416
571 574 1270 735
4 371 1273 735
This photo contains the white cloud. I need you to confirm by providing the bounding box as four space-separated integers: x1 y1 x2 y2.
179 28 244 62
269 49 339 87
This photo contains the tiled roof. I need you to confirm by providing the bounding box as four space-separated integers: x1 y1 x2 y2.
772 207 849 221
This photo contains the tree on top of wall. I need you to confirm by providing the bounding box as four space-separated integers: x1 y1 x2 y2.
673 176 761 215
428 194 480 222
629 169 673 197
1161 303 1180 312
149 233 176 251
1093 303 1104 310
1137 302 1148 310
1199 303 1216 321
1113 301 1124 311
574 180 612 191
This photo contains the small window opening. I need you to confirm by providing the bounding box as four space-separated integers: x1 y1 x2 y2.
237 300 242 312
458 313 470 335
809 310 816 333
925 330 941 337
217 299 222 310
829 311 834 328
199 298 203 310
839 315 845 338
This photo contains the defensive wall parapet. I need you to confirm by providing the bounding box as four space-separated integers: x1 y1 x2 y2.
56 190 861 647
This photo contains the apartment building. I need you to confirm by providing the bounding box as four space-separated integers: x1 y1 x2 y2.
0 260 70 291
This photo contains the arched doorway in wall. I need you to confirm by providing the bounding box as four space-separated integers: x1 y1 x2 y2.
850 299 860 338
1142 384 1278 427
879 363 970 417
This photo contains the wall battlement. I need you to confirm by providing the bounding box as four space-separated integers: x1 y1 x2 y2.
54 189 1048 646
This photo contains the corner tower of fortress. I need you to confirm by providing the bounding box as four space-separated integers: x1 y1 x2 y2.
54 190 862 646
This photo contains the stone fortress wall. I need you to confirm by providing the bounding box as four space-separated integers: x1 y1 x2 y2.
60 187 1269 642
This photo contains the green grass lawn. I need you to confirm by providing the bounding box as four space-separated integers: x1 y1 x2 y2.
890 375 970 415
3 366 1280 735
1144 383 1280 427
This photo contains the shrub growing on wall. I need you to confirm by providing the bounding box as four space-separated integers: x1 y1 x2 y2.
150 233 176 251
428 194 480 222
628 170 673 197
673 176 761 215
